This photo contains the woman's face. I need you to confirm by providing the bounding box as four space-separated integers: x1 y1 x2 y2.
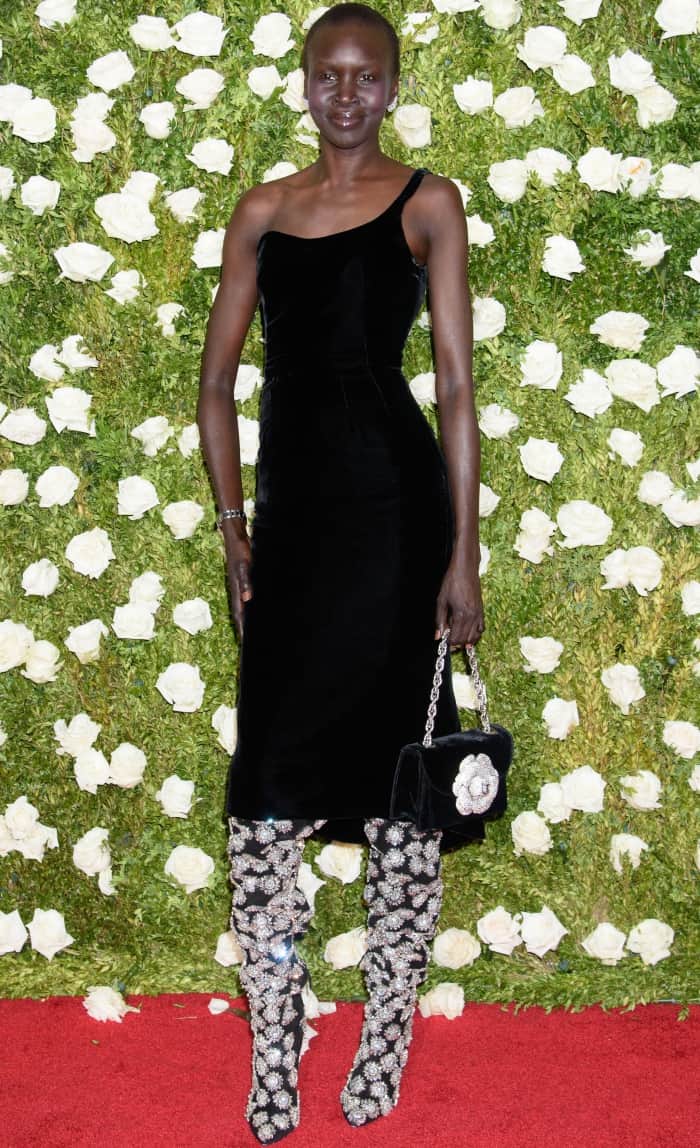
303 22 397 147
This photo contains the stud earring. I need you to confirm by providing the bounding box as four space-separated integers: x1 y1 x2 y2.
386 96 398 113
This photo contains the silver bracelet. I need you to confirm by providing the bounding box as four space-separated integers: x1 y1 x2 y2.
216 507 247 531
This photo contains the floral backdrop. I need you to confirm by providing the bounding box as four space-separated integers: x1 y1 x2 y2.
0 0 698 1014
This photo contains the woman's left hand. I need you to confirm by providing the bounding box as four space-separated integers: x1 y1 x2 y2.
434 553 485 648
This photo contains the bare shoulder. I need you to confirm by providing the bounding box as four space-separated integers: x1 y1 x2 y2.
228 170 311 239
418 170 465 216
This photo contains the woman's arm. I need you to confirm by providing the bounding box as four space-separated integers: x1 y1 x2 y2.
197 188 266 639
421 176 484 648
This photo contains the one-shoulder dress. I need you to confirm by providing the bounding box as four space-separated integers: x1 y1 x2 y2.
225 166 485 848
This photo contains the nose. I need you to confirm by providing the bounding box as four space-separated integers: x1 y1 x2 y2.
333 78 359 105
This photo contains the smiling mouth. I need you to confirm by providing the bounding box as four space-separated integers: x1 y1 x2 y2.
331 113 362 125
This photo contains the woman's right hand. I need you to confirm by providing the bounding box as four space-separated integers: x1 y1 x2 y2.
222 524 253 641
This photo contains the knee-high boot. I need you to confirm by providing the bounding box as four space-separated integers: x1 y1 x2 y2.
226 815 326 1145
340 817 443 1126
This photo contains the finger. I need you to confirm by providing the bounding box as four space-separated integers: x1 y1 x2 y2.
434 604 448 640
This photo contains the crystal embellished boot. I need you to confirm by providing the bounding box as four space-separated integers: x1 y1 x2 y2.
227 816 326 1145
340 817 443 1127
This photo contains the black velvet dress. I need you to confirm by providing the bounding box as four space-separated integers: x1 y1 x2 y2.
225 166 485 849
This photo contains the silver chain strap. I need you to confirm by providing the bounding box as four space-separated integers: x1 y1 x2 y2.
423 628 491 747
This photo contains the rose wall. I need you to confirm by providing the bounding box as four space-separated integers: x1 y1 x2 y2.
0 1 698 1008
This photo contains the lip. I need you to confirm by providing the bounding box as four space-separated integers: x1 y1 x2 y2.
331 113 362 126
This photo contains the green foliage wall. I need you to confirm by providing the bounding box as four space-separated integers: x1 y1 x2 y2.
0 1 698 1008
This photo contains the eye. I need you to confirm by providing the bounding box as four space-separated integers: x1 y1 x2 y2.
360 73 376 81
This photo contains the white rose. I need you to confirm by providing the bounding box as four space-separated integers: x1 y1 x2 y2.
581 922 627 964
511 811 552 856
116 475 158 521
35 0 75 27
323 926 367 969
551 54 595 94
190 227 223 267
108 743 146 788
600 546 663 596
637 470 675 506
0 165 15 198
156 662 205 712
0 619 35 670
542 696 579 739
172 601 212 638
662 720 700 759
171 12 227 57
525 146 572 186
74 748 110 794
556 499 613 547
87 50 135 92
11 96 57 144
610 833 648 874
608 50 655 95
27 907 75 960
0 909 28 955
409 372 436 406
661 490 700 528
453 77 493 114
83 985 140 1022
155 774 195 818
297 861 326 912
451 670 481 710
541 235 585 279
54 241 115 283
591 311 650 352
520 339 563 389
689 764 700 792
214 929 244 966
129 571 165 612
248 65 284 100
656 162 697 200
608 427 644 466
393 104 431 148
520 636 564 673
655 0 700 38
94 191 158 243
560 764 606 812
620 156 654 196
237 415 260 465
619 770 662 810
161 499 205 539
565 369 612 417
0 468 29 505
560 0 602 22
45 386 95 435
175 69 225 112
4 795 40 838
476 905 522 954
112 602 156 640
178 422 201 456
433 927 481 969
212 703 237 754
681 581 700 616
601 360 656 415
577 147 623 193
104 268 142 305
536 781 572 823
600 663 646 714
656 344 700 398
128 14 175 51
418 982 465 1019
493 86 544 129
70 117 117 165
624 229 671 269
487 158 529 202
479 483 500 517
466 214 495 247
21 555 59 601
65 526 115 578
316 843 364 884
54 711 101 757
73 827 113 888
479 402 520 439
36 464 80 506
139 102 176 140
514 507 557 563
636 84 677 129
165 185 203 221
11 822 58 862
186 140 234 177
472 296 507 340
516 906 568 956
130 415 173 456
22 640 62 683
625 919 674 965
164 844 215 894
20 174 61 215
0 406 48 444
519 437 564 482
480 0 522 30
65 619 110 664
517 25 567 70
249 12 295 59
301 982 336 1019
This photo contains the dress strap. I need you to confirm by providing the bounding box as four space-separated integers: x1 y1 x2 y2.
391 167 429 212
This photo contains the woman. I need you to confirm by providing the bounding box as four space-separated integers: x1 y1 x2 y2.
198 3 484 1142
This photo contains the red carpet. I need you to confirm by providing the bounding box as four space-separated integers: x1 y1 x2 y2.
4 993 698 1147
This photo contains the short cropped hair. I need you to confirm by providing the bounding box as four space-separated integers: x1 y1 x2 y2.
301 3 400 79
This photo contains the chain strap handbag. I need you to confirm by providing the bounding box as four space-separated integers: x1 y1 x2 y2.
390 627 513 833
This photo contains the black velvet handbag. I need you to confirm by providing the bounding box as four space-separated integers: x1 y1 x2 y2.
390 627 513 833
